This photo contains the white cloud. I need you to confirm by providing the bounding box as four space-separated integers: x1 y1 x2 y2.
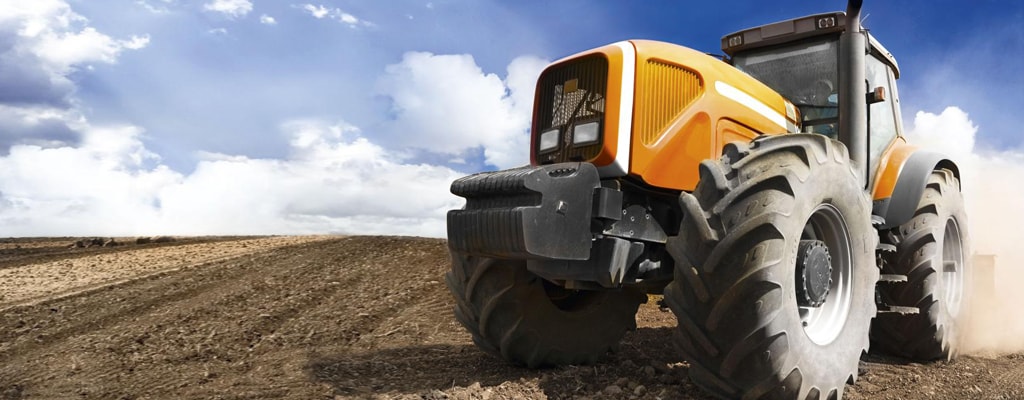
0 0 81 36
203 0 253 19
135 0 170 14
0 124 181 235
121 35 151 50
302 4 330 19
33 27 123 67
300 4 373 28
0 0 148 149
338 12 358 25
1 0 146 75
0 104 83 149
377 52 547 169
0 119 463 237
904 107 975 165
207 27 228 35
259 14 277 25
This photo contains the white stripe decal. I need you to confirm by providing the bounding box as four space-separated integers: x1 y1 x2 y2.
784 101 799 133
714 81 788 131
784 100 797 120
599 41 635 178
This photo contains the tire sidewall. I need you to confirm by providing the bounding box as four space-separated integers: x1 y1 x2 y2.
769 156 877 388
665 135 879 398
448 254 645 367
920 173 972 357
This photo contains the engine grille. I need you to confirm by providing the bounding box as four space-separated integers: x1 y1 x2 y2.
535 55 608 164
635 59 703 145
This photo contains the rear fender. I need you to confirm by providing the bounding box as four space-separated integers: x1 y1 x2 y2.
872 148 960 229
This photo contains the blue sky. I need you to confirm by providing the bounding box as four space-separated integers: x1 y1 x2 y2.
0 0 1021 236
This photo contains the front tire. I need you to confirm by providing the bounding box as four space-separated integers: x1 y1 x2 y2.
663 135 878 399
445 253 646 368
871 169 971 360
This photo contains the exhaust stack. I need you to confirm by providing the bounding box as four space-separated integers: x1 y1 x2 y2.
839 0 867 186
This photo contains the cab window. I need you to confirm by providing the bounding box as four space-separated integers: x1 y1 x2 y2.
731 37 840 137
865 54 898 179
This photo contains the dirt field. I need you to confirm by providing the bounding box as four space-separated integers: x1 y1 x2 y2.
1 236 1022 399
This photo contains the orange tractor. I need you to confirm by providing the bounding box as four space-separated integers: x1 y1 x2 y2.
445 1 970 398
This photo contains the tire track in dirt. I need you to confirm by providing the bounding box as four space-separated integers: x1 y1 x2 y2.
0 238 331 397
0 240 339 397
0 236 330 308
0 236 460 399
0 237 254 272
1 236 1023 399
66 245 369 397
990 354 1024 398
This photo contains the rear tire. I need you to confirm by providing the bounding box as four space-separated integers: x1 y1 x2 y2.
872 169 970 360
445 253 646 368
663 134 878 399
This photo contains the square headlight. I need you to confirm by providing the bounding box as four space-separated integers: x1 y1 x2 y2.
572 122 600 145
539 129 559 152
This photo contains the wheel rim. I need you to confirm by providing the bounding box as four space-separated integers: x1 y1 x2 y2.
942 218 965 318
798 204 853 345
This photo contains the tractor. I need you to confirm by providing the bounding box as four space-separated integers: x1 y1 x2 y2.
445 0 971 398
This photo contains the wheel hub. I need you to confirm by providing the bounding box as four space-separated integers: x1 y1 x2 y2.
796 240 832 307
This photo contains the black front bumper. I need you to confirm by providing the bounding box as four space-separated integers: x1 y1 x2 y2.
447 162 675 288
447 162 616 260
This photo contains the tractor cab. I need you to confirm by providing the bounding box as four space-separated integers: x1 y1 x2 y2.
722 11 904 183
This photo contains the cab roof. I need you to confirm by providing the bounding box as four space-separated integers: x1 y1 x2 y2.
721 11 900 78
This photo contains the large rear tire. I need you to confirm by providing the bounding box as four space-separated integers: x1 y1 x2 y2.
871 169 970 360
445 253 646 368
663 134 878 399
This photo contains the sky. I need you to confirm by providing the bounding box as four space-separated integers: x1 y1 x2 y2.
0 0 1022 238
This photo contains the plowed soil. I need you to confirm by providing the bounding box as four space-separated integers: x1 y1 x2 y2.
0 236 1021 399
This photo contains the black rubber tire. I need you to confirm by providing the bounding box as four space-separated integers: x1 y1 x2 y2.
663 134 879 399
445 253 646 368
872 169 971 360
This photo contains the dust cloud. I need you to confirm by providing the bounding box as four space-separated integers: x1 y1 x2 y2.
903 107 1024 355
959 151 1024 355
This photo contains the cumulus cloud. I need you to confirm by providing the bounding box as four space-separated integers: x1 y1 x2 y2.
0 119 463 237
121 35 151 50
259 14 277 25
904 107 1024 354
299 4 373 28
0 0 148 150
377 52 547 169
0 0 559 238
203 0 253 19
302 4 330 19
0 123 181 235
135 1 171 14
0 105 83 152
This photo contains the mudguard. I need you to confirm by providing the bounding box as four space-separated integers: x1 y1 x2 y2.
873 150 960 229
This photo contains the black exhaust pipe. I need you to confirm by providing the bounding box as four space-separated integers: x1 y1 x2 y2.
839 0 867 186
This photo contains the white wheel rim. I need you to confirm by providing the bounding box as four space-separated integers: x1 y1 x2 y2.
942 218 965 317
799 204 853 346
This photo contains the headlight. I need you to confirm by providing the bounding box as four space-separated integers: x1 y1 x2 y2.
727 34 743 48
539 129 559 152
572 122 599 145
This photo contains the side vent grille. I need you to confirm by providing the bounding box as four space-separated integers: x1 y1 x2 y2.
635 60 703 145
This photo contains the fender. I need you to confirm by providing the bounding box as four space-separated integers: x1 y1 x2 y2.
872 149 960 229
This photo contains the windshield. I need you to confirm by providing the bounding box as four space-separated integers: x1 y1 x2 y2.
732 37 839 137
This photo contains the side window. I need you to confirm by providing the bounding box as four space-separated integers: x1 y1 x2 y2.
865 55 898 178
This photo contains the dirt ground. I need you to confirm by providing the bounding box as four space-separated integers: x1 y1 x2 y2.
0 236 1022 399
